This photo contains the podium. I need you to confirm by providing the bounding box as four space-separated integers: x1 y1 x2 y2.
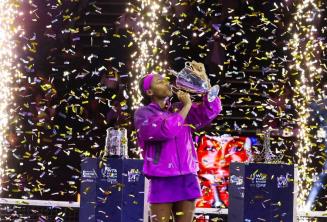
228 162 295 222
79 158 145 222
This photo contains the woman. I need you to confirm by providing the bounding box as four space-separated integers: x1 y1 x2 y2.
134 65 222 222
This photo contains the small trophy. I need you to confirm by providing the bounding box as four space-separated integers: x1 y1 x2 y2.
256 129 284 163
104 127 128 159
169 61 220 102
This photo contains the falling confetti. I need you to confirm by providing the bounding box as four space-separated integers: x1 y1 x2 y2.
0 0 326 220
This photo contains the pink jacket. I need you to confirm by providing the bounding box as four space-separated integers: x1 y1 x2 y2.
134 96 222 178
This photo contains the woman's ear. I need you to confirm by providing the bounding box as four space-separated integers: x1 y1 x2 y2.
146 89 153 97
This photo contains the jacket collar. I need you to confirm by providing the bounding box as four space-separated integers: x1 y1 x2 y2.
148 98 172 111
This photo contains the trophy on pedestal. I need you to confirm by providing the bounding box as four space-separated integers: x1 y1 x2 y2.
104 127 128 159
256 129 284 163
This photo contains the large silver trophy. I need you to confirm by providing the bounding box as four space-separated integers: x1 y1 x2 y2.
169 61 220 102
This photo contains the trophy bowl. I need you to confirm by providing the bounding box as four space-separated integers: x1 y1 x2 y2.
169 62 220 102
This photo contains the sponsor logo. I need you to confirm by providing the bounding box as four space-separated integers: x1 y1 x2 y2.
230 175 243 186
249 171 267 188
128 169 141 183
82 170 97 179
101 165 118 184
277 173 291 188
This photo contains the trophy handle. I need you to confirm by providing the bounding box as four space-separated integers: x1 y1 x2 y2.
185 61 194 70
207 85 220 102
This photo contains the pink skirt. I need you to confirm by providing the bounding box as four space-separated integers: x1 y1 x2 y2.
148 173 202 204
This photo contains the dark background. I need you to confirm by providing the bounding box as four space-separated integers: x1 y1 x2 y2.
1 0 326 211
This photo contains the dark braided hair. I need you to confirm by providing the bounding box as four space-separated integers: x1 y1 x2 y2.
139 75 152 105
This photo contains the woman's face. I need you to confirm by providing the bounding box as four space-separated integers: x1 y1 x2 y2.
147 74 173 99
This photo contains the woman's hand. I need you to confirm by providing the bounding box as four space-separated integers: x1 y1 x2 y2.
177 90 192 120
177 90 192 106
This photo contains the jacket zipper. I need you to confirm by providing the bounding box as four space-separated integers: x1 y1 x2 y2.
174 137 182 175
153 142 162 165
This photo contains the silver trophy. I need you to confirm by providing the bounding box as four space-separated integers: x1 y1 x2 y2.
105 127 128 158
255 129 283 163
169 61 220 102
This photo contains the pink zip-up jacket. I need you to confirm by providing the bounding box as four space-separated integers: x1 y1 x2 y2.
134 95 222 178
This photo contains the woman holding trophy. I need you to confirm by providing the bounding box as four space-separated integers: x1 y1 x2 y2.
134 61 222 222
